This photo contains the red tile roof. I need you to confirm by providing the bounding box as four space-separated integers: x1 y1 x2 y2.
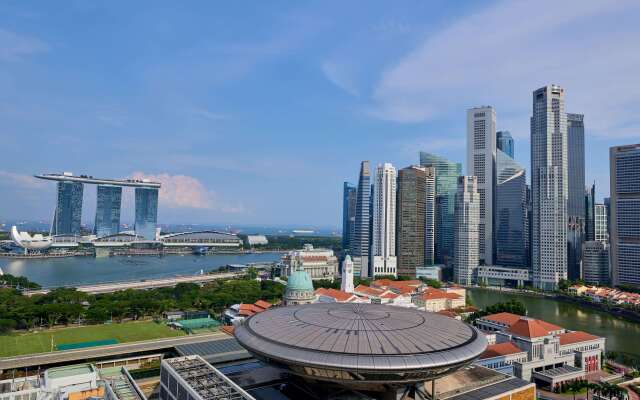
480 342 525 359
254 300 272 310
354 284 386 296
420 288 461 301
221 325 235 336
558 331 601 345
381 292 399 299
315 288 354 302
482 312 522 327
508 318 562 338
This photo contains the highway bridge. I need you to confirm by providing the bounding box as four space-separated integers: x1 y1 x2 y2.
24 272 244 296
0 332 229 371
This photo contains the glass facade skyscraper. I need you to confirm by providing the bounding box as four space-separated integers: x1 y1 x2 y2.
454 176 480 285
94 185 122 238
567 113 585 281
352 161 371 277
341 182 357 253
419 152 462 266
609 144 640 287
497 131 514 159
135 187 159 240
53 181 83 236
396 165 427 277
585 184 595 242
495 149 527 268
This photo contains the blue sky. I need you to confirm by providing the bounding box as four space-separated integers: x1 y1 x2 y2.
1 1 639 228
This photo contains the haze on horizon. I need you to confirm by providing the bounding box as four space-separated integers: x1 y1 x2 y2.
1 1 639 227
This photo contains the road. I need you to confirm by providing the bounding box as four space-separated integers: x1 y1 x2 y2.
0 332 228 370
23 272 243 296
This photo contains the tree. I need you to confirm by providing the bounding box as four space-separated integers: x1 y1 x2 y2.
246 267 258 280
558 279 570 291
0 319 16 333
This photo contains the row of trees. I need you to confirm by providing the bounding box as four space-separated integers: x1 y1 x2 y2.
0 277 284 334
556 379 627 400
467 299 527 323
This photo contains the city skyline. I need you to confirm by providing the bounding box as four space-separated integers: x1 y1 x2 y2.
1 1 639 226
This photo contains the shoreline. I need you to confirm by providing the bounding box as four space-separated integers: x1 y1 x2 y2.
468 286 640 324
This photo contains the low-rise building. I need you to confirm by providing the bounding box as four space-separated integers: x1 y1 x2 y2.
475 342 529 376
245 235 268 246
476 265 531 287
414 288 465 312
314 288 361 303
474 312 606 388
280 244 338 280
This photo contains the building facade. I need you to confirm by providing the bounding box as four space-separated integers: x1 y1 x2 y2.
420 152 462 266
342 182 357 253
497 130 514 158
134 188 159 240
585 184 595 242
94 185 122 238
372 163 397 277
610 144 640 287
495 149 528 268
531 85 568 290
53 181 84 236
594 203 608 243
567 113 586 281
582 241 609 286
467 106 496 265
281 244 339 280
454 176 480 285
396 165 427 277
341 255 354 293
425 166 436 266
352 161 371 277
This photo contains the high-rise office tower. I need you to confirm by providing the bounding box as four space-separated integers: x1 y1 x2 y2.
497 131 514 159
467 106 496 265
135 187 159 240
424 166 436 266
582 241 610 286
52 181 83 236
566 113 585 281
352 161 371 277
341 255 354 293
342 182 357 253
585 184 595 242
531 85 568 290
94 185 122 238
396 165 427 277
419 152 462 266
594 204 608 243
495 149 527 268
454 176 480 285
610 144 640 287
372 163 397 277
604 197 611 240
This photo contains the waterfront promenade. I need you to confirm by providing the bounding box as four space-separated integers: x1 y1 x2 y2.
24 272 244 296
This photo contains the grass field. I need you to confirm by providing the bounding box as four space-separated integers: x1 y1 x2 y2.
0 321 185 357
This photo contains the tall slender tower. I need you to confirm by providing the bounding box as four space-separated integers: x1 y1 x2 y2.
567 113 585 281
352 161 371 277
135 187 159 240
531 85 568 290
341 255 354 293
467 106 496 265
372 163 397 277
419 152 462 265
53 180 84 236
454 176 480 285
424 166 436 266
610 143 640 287
396 165 427 277
94 185 122 238
342 182 357 253
497 131 514 158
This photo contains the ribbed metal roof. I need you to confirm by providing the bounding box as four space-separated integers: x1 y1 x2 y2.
235 303 487 372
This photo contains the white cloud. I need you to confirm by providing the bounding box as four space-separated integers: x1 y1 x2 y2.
130 171 244 214
369 0 640 139
0 171 45 189
322 60 359 96
0 28 48 61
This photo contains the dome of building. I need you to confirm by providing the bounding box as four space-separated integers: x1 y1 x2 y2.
284 267 315 306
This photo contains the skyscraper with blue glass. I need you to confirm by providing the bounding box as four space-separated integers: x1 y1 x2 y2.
420 152 462 266
567 113 586 281
342 182 357 254
52 181 83 236
94 185 122 238
352 161 371 277
135 187 159 240
496 131 514 158
495 149 527 268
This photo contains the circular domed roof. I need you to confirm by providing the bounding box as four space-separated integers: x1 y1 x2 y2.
235 303 487 385
286 269 314 292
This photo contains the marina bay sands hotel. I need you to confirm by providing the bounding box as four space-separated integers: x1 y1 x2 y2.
35 173 161 240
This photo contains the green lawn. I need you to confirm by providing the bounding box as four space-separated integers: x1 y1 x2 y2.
0 321 185 357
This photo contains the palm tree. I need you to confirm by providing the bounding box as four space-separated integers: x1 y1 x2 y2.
566 380 582 400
